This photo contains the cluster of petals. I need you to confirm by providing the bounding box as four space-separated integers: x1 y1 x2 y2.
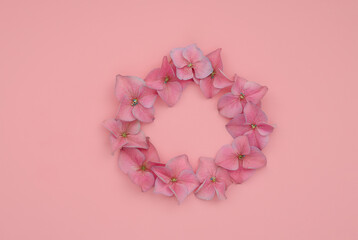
104 44 274 203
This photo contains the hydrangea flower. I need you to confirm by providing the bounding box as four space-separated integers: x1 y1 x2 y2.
198 48 233 98
195 157 232 200
145 56 183 107
170 44 213 81
226 103 274 149
118 139 164 191
152 155 199 204
115 75 157 123
103 119 147 152
215 136 266 171
218 75 268 118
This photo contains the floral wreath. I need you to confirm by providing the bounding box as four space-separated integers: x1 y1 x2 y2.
104 44 274 204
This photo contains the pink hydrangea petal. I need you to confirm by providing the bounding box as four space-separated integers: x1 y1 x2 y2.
139 138 160 163
115 75 145 101
118 148 145 174
138 86 157 108
244 82 268 104
169 183 189 204
229 167 256 184
257 123 274 136
170 48 187 68
151 166 172 183
166 154 192 177
103 119 122 137
193 57 213 79
232 136 251 155
244 103 268 124
128 170 155 192
243 147 267 169
177 169 199 194
217 93 243 118
215 167 232 188
110 135 127 153
116 97 135 122
199 78 220 98
215 144 239 170
145 68 165 90
176 66 193 80
231 75 247 95
214 181 227 200
162 56 176 77
196 157 217 182
206 48 223 69
132 104 155 123
212 69 233 88
182 44 204 63
154 178 173 196
195 180 216 200
122 120 140 135
192 76 200 85
246 131 270 150
158 81 183 107
125 131 148 149
226 114 251 138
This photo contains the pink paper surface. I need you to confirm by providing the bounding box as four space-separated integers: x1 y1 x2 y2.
1 0 357 239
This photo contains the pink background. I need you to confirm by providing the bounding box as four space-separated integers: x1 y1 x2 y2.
1 0 357 239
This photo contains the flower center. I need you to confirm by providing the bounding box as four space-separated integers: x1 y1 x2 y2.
239 93 245 99
187 63 193 68
164 76 170 83
171 177 177 182
210 176 216 182
210 71 216 79
131 98 138 106
121 132 128 138
251 124 257 129
238 154 245 159
140 165 146 171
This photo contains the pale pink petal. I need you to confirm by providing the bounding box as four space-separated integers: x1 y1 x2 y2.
196 157 217 182
217 93 243 118
244 103 268 123
151 166 172 183
226 114 251 138
123 120 140 135
158 81 183 107
154 178 173 196
193 57 213 79
232 136 251 155
195 180 215 200
215 144 239 170
144 68 165 90
243 147 267 169
116 97 135 122
214 181 227 200
110 135 127 153
161 56 176 77
215 167 232 187
244 82 268 104
199 78 220 98
125 131 148 149
192 76 200 85
128 170 155 192
166 154 192 177
140 138 160 163
257 123 274 136
212 69 233 88
138 86 157 108
176 66 193 80
206 48 223 69
231 75 247 95
177 169 199 194
118 148 145 173
169 183 189 204
115 75 145 101
103 119 121 137
182 44 204 63
170 48 187 68
132 104 155 123
229 167 256 184
246 131 270 150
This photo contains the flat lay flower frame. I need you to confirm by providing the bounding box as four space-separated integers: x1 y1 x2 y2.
103 44 274 204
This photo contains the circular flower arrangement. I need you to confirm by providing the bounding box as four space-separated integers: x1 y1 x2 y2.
104 44 274 203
